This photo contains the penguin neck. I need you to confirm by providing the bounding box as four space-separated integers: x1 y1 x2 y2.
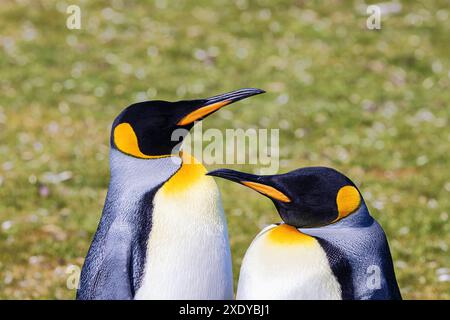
110 147 181 179
324 201 373 229
152 151 226 224
104 149 182 217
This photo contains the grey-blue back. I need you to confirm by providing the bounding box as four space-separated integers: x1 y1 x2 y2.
301 204 401 300
76 150 181 299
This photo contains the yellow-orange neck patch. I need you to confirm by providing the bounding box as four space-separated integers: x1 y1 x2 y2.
161 153 207 195
334 185 361 222
266 224 315 246
113 123 172 159
241 181 291 203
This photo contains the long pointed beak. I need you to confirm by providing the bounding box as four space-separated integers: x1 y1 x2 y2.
177 88 265 126
207 169 291 203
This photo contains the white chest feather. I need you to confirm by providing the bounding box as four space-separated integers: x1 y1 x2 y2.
236 224 342 300
134 156 233 300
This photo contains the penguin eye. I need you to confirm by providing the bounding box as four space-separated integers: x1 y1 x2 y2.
298 193 322 207
333 186 361 222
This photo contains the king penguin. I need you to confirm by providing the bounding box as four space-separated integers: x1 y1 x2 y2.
207 167 402 300
77 88 265 300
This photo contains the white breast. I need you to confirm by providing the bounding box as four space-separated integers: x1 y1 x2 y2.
134 159 233 300
236 224 342 300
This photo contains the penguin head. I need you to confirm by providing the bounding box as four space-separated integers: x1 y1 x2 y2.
207 167 364 228
111 88 265 158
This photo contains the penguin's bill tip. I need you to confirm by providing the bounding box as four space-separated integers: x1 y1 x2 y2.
177 88 265 126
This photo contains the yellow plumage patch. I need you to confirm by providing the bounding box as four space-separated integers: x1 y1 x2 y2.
266 224 315 246
334 185 361 222
113 123 171 159
161 153 207 195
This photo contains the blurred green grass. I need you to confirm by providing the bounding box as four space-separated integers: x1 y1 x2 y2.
0 0 449 299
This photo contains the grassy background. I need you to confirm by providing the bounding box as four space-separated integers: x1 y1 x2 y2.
0 0 449 299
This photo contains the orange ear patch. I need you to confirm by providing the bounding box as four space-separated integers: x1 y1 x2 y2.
177 100 230 126
334 185 361 222
241 181 291 203
267 224 315 246
113 123 170 159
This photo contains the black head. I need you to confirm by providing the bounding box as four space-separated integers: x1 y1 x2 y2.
111 88 265 158
207 167 363 228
